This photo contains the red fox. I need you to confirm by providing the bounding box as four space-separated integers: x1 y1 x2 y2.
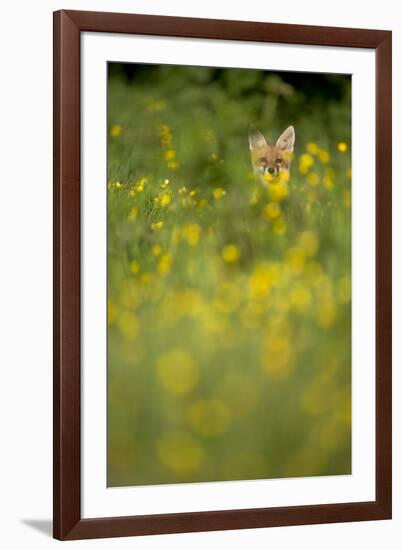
248 126 295 186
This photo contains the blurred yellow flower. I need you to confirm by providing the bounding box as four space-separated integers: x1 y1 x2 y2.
168 160 179 170
129 260 140 274
118 310 140 340
209 152 218 161
249 262 280 298
160 124 172 146
161 178 170 188
110 124 122 137
263 202 281 220
156 349 199 394
306 143 319 155
160 192 171 207
198 198 208 208
145 99 166 112
157 431 204 474
307 172 320 186
178 186 187 194
299 230 319 256
213 187 226 200
318 149 330 163
286 246 306 274
323 175 334 190
151 221 164 230
127 207 138 222
182 223 201 246
157 253 172 275
298 153 314 174
337 142 348 153
163 149 176 161
187 399 230 436
152 244 162 256
222 244 240 263
267 179 289 202
290 283 311 313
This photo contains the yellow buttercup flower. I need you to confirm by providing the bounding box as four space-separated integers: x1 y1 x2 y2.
306 143 319 155
290 283 311 313
163 149 176 161
267 179 289 202
318 149 330 163
222 244 240 263
159 192 171 207
307 172 320 186
110 124 122 137
286 246 306 274
157 253 172 275
151 221 164 230
129 260 140 274
152 244 162 256
127 207 138 222
213 187 226 200
337 142 348 153
263 202 281 220
182 223 201 246
298 153 314 174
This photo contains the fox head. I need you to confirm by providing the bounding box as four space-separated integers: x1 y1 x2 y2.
249 126 295 178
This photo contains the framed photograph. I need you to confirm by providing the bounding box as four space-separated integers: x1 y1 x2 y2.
53 10 392 540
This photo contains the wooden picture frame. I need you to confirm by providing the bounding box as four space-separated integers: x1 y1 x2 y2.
53 9 392 540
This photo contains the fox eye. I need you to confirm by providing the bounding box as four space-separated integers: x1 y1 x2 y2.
260 157 266 163
275 158 282 164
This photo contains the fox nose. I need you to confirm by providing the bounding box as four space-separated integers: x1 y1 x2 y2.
267 167 276 175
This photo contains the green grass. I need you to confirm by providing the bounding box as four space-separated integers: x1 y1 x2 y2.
107 65 352 487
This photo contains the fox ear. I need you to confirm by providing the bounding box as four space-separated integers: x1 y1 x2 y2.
248 128 267 151
276 126 295 152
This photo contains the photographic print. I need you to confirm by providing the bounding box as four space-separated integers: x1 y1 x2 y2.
107 63 352 488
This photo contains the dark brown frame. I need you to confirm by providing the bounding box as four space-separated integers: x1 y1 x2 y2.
53 9 392 541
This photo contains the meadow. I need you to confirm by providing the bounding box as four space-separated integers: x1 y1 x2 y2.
107 64 352 487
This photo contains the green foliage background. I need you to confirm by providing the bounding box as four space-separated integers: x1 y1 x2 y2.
107 64 352 487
